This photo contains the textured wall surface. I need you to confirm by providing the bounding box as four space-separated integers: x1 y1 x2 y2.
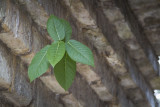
0 0 160 107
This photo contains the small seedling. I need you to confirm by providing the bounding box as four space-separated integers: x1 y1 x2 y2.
28 15 94 90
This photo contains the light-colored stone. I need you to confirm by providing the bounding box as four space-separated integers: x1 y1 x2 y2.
0 42 32 106
103 7 124 22
150 77 160 90
63 0 96 28
40 75 68 94
0 0 159 106
18 0 48 28
0 44 12 89
119 74 137 89
91 81 114 101
0 0 32 55
77 63 100 84
62 94 83 107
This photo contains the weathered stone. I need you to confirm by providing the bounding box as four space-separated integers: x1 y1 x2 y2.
0 40 71 106
63 0 96 28
77 64 114 102
0 0 32 55
69 73 109 107
77 63 101 84
17 0 132 106
116 87 134 107
40 75 68 94
136 8 160 28
0 42 12 90
0 96 13 107
126 54 158 107
3 74 32 106
83 30 127 76
127 2 160 102
61 2 144 105
0 42 32 106
150 77 160 90
136 101 152 107
21 26 50 65
103 7 124 23
1 1 86 106
136 58 156 79
119 73 137 89
0 0 159 106
18 0 48 28
80 0 158 106
62 94 83 107
114 20 134 40
145 29 160 45
30 80 64 107
115 0 159 76
144 27 160 55
90 81 114 101
92 49 135 107
103 0 159 84
126 88 144 102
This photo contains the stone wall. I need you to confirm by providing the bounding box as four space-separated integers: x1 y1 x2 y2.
0 0 160 107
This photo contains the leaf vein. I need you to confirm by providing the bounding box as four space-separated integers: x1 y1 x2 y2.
68 42 91 64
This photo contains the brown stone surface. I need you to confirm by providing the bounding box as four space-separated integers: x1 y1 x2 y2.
0 42 12 90
16 0 135 106
0 41 32 106
0 0 32 55
0 0 160 107
115 0 160 76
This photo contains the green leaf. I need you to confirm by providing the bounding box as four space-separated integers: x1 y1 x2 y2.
61 19 72 42
66 40 94 66
54 53 76 90
47 15 65 41
28 45 50 82
47 41 65 67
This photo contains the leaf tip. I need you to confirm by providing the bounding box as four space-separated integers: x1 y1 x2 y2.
64 89 67 91
29 77 34 83
91 64 95 67
64 87 69 91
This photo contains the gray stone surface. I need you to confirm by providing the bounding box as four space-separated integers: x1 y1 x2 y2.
0 0 160 106
0 42 12 90
30 80 64 107
0 41 32 106
69 73 109 107
0 0 32 55
80 0 158 106
115 0 159 76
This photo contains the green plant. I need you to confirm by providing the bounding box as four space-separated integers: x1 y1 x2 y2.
28 15 94 90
